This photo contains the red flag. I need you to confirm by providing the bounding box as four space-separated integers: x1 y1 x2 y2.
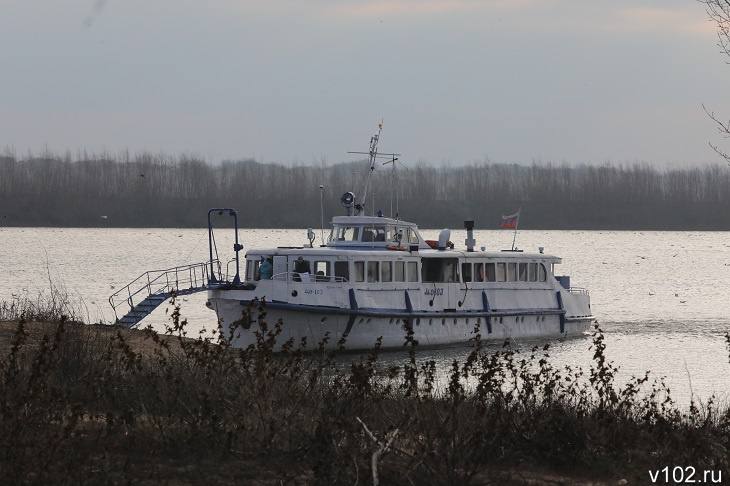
500 211 520 229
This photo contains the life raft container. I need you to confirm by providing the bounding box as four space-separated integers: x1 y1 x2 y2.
425 239 454 250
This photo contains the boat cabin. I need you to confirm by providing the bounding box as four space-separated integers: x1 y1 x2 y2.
326 216 430 250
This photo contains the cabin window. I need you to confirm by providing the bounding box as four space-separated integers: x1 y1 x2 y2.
407 261 419 282
407 228 419 244
461 263 472 282
474 262 484 282
518 263 528 282
337 226 360 241
392 229 404 244
394 261 405 281
252 260 261 281
335 261 349 282
314 261 330 282
538 263 547 282
507 262 517 281
354 261 365 282
422 258 458 283
528 263 537 282
362 225 391 242
246 260 253 281
293 257 311 282
381 261 393 282
496 263 506 282
485 263 496 282
367 261 380 282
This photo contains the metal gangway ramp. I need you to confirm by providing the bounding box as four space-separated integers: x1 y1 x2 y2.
109 261 221 327
109 208 244 328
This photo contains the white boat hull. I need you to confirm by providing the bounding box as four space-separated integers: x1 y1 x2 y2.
208 296 593 351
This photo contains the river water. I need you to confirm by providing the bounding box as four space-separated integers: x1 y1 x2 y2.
1 227 729 403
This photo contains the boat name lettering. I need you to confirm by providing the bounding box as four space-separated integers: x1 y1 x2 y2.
304 289 323 295
424 288 444 296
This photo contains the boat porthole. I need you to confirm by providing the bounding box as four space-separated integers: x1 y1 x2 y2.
453 318 458 325
499 317 503 324
442 318 446 326
429 318 433 325
429 301 434 307
291 290 298 297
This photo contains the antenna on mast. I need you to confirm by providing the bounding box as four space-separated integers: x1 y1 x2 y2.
382 154 400 219
347 120 400 216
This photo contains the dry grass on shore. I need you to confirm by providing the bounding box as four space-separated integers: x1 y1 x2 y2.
0 302 728 485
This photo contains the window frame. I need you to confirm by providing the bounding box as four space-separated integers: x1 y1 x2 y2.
367 261 380 283
496 262 506 282
474 262 484 282
334 261 349 282
381 260 393 282
461 262 472 282
485 262 496 282
518 262 528 282
407 261 419 282
507 262 517 281
354 261 365 282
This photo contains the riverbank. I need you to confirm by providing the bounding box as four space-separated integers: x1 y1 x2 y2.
0 313 728 485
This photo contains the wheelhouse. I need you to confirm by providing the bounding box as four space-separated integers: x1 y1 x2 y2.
326 216 430 250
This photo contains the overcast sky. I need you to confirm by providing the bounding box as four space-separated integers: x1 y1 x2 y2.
1 0 729 166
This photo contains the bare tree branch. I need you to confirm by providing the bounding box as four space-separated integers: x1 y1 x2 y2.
700 1 730 163
356 417 400 486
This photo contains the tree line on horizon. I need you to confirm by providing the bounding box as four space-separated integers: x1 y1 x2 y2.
1 151 729 229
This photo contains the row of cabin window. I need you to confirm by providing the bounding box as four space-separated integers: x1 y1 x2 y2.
353 261 420 283
461 262 548 283
248 258 548 284
332 225 421 244
247 259 350 282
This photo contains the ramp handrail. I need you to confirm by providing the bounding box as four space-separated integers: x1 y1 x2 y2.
109 260 221 321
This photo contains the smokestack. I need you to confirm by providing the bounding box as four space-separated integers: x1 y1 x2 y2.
464 220 475 252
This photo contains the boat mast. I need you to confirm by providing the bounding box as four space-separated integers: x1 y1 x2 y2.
347 121 399 216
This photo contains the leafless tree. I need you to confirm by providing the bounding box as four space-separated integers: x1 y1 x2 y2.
701 0 730 163
3 151 730 229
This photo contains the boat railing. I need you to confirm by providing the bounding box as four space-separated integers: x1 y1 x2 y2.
224 257 238 282
109 260 221 321
568 287 590 296
270 272 348 283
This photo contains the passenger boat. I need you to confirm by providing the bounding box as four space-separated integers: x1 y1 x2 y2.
205 128 594 350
